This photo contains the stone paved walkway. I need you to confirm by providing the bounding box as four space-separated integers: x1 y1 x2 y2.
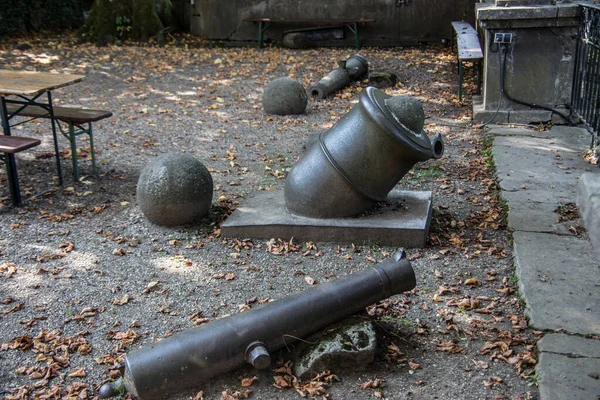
490 124 600 400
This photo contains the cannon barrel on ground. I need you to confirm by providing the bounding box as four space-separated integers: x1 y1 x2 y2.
99 251 415 400
307 67 350 99
307 54 369 99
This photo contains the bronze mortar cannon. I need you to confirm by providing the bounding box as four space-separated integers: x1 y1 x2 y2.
285 86 444 218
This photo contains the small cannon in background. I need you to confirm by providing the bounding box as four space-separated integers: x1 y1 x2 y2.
307 54 369 99
99 251 415 400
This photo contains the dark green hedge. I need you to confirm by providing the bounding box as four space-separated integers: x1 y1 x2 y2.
0 0 89 36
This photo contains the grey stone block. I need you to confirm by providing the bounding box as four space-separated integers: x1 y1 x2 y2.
507 110 552 124
472 106 509 124
537 334 600 400
488 124 552 137
496 0 552 6
221 190 433 247
556 3 580 18
294 317 377 379
538 333 600 357
478 5 559 21
577 172 600 256
505 198 572 234
513 231 600 335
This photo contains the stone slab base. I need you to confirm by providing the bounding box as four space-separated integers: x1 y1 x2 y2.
513 231 600 335
221 190 432 247
472 96 573 125
537 334 600 400
577 172 600 258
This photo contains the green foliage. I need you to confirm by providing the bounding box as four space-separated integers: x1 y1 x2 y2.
115 16 132 39
0 0 85 36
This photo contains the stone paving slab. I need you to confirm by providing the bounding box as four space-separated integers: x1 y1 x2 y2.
502 189 572 234
578 172 600 257
487 124 554 138
490 124 599 400
537 333 600 400
504 198 571 234
513 231 600 335
493 136 590 193
221 190 432 247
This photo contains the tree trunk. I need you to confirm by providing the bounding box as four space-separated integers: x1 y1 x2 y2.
131 0 163 41
78 0 174 44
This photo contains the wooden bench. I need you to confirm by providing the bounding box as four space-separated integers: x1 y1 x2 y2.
6 104 112 181
0 135 41 207
243 18 375 49
451 21 484 101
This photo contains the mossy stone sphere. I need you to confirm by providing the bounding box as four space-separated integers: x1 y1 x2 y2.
136 153 213 227
262 77 308 115
385 95 425 133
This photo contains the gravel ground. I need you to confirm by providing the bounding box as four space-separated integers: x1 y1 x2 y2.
0 34 539 400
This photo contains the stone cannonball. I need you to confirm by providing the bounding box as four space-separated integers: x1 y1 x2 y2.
136 153 213 227
262 77 308 115
384 95 425 133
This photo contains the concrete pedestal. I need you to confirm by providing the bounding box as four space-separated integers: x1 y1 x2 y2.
221 190 433 247
473 1 581 124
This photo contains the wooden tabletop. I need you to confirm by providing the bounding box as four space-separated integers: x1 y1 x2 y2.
0 69 84 96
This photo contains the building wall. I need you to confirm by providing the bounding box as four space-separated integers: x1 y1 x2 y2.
180 0 477 45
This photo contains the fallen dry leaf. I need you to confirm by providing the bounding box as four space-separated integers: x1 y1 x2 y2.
68 367 86 378
408 361 421 370
112 294 133 305
143 281 160 293
464 278 480 286
241 376 258 387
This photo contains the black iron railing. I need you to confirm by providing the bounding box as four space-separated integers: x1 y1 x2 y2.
571 4 600 147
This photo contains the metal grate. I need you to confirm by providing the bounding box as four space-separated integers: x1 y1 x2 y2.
570 4 600 147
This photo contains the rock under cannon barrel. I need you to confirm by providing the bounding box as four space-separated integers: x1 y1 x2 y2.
108 252 415 400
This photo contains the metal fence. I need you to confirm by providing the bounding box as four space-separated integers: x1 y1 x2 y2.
570 4 600 146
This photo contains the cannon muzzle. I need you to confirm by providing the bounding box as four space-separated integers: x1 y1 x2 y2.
101 252 415 399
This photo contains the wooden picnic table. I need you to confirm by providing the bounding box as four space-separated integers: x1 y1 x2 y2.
0 70 84 206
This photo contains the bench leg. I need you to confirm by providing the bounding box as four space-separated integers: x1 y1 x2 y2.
258 21 270 49
47 92 63 186
346 23 361 50
68 122 80 181
476 60 482 95
0 98 22 207
88 122 97 176
458 60 464 101
66 122 97 180
3 153 22 207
